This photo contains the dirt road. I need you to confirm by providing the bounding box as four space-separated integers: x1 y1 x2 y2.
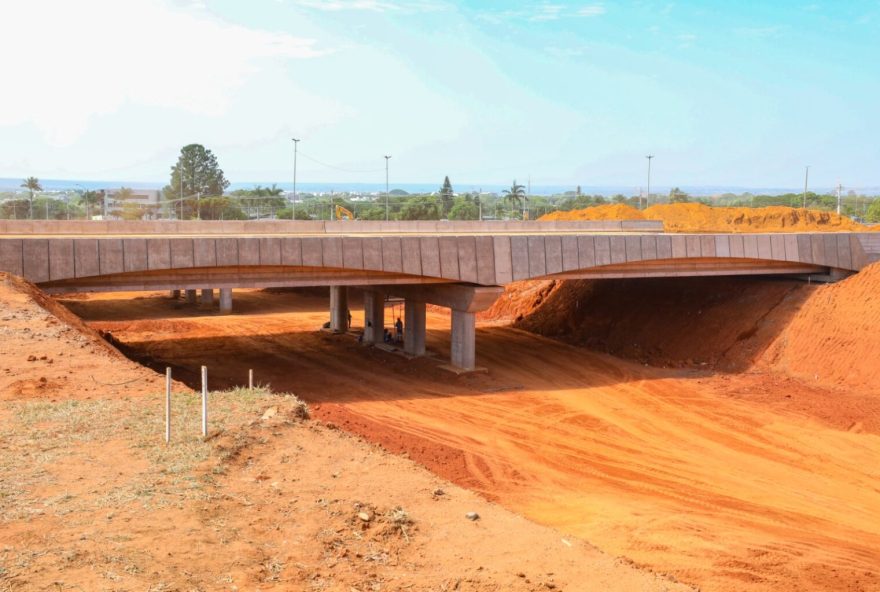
61 289 880 592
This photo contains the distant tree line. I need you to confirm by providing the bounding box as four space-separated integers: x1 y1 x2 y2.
5 145 880 223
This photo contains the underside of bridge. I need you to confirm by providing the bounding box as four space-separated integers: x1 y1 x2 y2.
31 256 841 372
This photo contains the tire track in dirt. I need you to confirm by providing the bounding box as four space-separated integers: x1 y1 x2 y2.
63 289 880 592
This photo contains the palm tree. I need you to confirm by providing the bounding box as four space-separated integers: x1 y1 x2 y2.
20 177 42 219
502 180 526 219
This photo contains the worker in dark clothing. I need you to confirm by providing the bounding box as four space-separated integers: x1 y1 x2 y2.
395 317 403 344
347 310 352 330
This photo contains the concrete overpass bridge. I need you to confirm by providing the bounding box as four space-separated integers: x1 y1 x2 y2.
1 220 877 371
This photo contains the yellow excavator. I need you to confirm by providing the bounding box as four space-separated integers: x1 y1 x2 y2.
334 205 355 220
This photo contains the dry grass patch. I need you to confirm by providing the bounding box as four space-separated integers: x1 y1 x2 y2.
0 386 308 521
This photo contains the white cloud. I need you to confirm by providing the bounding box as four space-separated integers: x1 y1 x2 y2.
531 4 565 21
479 3 606 23
289 0 448 12
577 5 607 17
291 0 399 11
0 0 323 146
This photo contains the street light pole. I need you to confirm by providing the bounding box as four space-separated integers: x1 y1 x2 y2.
803 165 810 209
645 155 654 209
836 181 843 215
292 138 300 220
384 155 391 221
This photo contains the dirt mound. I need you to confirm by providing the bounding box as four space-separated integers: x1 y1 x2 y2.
0 272 165 399
541 203 644 221
644 203 869 233
540 202 872 232
759 262 880 390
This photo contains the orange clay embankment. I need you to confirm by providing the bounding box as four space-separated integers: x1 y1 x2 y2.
494 265 880 395
539 202 874 232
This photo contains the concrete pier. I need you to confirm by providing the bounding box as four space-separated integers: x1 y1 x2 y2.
450 310 476 371
169 289 181 299
185 289 197 304
200 288 214 307
330 286 349 333
404 299 426 356
219 288 233 314
363 290 385 344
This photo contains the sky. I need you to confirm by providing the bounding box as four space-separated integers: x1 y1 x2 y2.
1 0 878 191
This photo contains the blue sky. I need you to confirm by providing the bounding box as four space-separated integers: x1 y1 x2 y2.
1 0 877 190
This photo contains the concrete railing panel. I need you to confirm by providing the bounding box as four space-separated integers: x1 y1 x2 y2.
1 230 874 292
401 237 422 276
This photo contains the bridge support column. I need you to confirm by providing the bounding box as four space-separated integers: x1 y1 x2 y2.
363 290 384 344
169 289 181 299
330 286 349 333
200 288 214 307
404 299 426 356
185 289 197 304
219 288 233 314
450 309 476 371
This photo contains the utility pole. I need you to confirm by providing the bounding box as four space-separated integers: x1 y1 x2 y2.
526 176 530 220
384 155 391 221
645 155 654 209
179 167 183 220
836 181 843 215
803 166 810 209
292 138 300 220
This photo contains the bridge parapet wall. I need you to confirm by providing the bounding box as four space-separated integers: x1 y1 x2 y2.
0 231 869 290
0 219 664 235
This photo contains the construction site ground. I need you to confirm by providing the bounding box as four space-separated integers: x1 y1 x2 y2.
32 282 880 592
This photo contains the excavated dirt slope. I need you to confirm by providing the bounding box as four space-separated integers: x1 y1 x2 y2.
540 202 874 232
58 289 880 592
0 273 688 591
492 265 880 395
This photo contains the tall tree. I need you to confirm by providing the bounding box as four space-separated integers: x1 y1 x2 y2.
81 190 104 219
669 187 690 203
20 176 42 219
502 180 526 218
163 144 230 219
439 176 454 217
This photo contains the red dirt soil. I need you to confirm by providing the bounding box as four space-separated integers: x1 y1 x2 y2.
0 274 690 592
58 287 880 592
487 263 880 396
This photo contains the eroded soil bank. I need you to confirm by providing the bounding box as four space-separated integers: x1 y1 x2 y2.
58 285 880 592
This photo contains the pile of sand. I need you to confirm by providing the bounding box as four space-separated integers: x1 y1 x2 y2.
540 202 873 233
759 262 880 391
